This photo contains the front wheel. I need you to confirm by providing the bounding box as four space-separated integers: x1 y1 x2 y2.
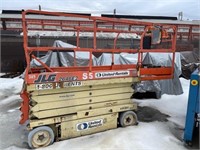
119 111 138 127
28 126 55 149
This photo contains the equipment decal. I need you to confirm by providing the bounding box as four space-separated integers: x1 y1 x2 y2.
35 81 82 90
76 119 103 131
95 71 130 78
35 83 53 90
34 73 78 83
63 81 82 87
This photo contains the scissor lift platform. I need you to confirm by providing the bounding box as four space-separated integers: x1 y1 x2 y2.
19 10 177 148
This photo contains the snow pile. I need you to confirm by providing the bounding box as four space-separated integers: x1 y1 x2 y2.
0 77 23 103
22 31 140 39
35 122 186 150
6 122 187 150
137 78 190 127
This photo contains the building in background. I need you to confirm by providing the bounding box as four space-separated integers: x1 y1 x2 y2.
0 10 199 74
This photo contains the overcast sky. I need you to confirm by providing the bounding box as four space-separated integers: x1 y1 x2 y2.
0 0 199 20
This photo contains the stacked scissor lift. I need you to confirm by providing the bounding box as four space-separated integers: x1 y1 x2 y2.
19 10 177 148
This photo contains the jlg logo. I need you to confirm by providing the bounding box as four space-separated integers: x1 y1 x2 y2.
34 74 56 83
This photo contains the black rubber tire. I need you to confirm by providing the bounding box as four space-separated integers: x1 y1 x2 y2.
119 111 138 127
28 126 55 149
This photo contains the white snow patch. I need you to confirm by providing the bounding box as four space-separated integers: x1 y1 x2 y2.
136 78 190 127
5 122 187 150
7 108 19 113
22 31 140 39
5 147 24 150
0 95 21 105
0 73 6 76
0 77 23 100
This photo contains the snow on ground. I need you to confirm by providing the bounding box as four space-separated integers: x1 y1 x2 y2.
21 122 187 150
0 77 26 150
136 78 190 128
0 77 191 150
0 77 23 100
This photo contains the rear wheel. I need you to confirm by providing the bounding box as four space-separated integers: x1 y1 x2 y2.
28 126 55 149
119 111 138 127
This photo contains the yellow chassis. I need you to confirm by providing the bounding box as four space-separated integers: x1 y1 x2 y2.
27 77 139 141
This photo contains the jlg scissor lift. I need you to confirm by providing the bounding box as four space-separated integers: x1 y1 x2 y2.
20 10 177 148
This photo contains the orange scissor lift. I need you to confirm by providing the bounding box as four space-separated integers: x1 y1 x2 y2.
20 10 177 148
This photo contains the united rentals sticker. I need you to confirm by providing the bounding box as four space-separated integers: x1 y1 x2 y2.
95 71 130 78
76 119 103 131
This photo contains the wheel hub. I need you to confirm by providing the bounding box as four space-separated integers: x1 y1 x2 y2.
124 114 134 125
38 133 45 141
32 130 51 147
125 116 132 123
